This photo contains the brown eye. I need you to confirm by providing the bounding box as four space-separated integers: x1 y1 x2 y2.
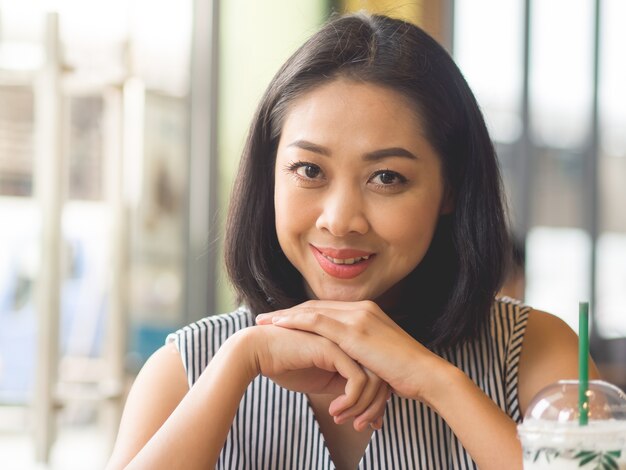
378 172 396 184
296 164 321 179
370 170 406 186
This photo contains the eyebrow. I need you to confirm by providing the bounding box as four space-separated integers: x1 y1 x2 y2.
287 139 418 161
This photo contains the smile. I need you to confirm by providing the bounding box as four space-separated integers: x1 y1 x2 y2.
310 245 375 279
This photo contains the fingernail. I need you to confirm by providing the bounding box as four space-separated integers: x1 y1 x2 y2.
255 314 268 323
272 316 285 324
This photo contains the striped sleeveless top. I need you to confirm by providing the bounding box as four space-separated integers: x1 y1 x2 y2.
167 298 530 469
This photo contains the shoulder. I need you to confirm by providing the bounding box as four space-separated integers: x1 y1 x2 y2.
519 309 581 376
517 308 600 415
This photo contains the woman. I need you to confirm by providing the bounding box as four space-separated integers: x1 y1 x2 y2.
107 12 598 470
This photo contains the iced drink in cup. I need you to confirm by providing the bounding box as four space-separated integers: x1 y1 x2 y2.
518 380 626 469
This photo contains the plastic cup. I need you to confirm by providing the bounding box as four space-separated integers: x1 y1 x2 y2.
517 380 626 469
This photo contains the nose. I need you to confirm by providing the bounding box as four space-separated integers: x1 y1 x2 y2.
315 185 370 236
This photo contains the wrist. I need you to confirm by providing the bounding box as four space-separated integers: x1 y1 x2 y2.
420 357 468 411
219 327 263 383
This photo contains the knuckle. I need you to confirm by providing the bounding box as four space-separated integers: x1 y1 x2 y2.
300 306 315 315
359 300 377 312
363 368 379 383
308 311 322 324
349 306 372 328
353 369 367 388
351 318 369 337
355 308 369 322
299 307 319 324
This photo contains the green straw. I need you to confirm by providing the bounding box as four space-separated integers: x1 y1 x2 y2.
579 302 589 426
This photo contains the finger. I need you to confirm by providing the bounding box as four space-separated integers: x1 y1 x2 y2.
256 300 397 328
269 311 351 349
311 341 367 414
352 383 391 431
330 368 381 423
337 379 387 429
323 371 349 396
302 300 397 327
371 415 384 430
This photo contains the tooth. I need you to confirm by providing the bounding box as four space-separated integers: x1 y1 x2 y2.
321 254 372 265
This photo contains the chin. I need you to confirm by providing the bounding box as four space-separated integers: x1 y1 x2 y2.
317 292 362 302
313 285 377 303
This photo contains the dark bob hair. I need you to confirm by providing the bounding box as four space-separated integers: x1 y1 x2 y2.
225 12 509 348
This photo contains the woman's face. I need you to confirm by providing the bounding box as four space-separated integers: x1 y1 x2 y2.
274 78 451 304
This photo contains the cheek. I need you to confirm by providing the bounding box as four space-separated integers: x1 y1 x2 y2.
274 187 290 245
375 198 441 251
274 182 314 247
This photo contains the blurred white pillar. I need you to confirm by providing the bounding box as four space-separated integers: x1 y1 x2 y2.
122 78 145 209
101 83 127 454
33 11 64 463
184 0 219 324
103 76 144 446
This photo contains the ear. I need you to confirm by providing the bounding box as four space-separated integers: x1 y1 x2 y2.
440 187 455 215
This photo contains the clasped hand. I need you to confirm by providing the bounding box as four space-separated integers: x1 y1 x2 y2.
253 300 441 431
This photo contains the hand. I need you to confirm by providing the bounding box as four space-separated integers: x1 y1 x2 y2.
256 300 449 403
245 324 390 431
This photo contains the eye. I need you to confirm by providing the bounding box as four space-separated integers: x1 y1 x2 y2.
369 170 407 187
283 161 325 187
295 163 321 179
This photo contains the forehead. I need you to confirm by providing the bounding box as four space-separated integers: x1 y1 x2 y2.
277 78 433 158
283 78 423 130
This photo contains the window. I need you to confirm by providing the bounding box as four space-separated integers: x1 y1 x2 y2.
454 0 625 345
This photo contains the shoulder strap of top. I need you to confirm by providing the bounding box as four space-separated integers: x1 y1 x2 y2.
166 308 254 388
492 297 531 422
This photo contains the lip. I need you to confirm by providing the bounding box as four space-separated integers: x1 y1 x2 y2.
313 246 374 259
309 245 375 279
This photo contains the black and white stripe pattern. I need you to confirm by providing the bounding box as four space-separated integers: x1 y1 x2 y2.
167 298 531 469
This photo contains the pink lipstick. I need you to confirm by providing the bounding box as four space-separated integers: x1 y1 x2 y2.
310 245 375 279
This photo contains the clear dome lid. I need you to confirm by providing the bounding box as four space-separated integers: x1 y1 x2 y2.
523 380 626 423
518 380 626 450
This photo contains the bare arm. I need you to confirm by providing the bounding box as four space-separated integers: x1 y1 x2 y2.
432 309 600 469
106 329 257 470
424 358 523 469
106 342 189 469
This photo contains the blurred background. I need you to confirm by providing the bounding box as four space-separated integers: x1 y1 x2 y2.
0 0 624 468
